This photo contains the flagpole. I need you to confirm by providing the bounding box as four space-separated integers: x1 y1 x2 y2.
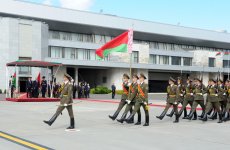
228 50 230 79
128 27 133 100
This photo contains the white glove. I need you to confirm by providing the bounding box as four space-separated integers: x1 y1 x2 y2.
223 93 226 95
215 94 218 96
143 102 147 105
64 103 68 107
126 100 131 104
190 93 193 96
180 94 183 96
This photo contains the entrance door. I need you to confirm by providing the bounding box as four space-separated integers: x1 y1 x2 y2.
67 67 76 81
19 77 28 92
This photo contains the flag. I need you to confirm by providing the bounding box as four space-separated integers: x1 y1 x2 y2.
12 72 16 88
216 52 221 56
37 72 41 84
96 29 133 59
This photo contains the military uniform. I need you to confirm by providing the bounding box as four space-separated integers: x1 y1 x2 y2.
44 73 75 129
41 77 47 98
200 83 223 123
223 85 230 121
178 83 197 119
185 82 206 120
109 81 132 120
156 77 179 123
218 84 227 114
117 81 140 123
125 81 149 126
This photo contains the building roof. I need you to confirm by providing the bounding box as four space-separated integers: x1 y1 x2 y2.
1 0 230 49
6 60 62 67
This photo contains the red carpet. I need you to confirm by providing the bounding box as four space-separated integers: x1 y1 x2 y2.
6 93 60 102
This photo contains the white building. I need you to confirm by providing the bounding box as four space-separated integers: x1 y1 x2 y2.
1 0 230 93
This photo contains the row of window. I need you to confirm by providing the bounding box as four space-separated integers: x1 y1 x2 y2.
49 31 227 52
149 55 192 66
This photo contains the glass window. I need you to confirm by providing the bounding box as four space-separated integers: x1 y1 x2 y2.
159 55 169 65
132 51 139 63
149 55 157 64
50 47 62 58
209 57 216 67
83 50 91 60
183 57 192 66
172 56 181 65
223 60 230 68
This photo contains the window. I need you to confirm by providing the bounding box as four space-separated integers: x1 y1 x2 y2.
83 50 91 60
61 32 72 40
209 57 216 67
223 60 230 68
132 51 139 63
50 47 62 58
19 67 31 75
183 57 192 66
102 77 107 83
159 55 169 65
149 55 157 64
172 56 181 65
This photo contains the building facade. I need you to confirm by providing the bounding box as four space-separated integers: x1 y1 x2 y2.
1 0 230 93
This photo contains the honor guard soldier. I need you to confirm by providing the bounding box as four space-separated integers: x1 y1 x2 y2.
41 76 47 98
185 78 206 120
109 74 133 120
117 74 140 124
200 79 223 123
217 79 227 117
44 73 75 129
223 80 230 121
178 78 197 120
156 77 179 123
125 73 149 126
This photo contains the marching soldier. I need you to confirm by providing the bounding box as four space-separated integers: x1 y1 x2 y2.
217 79 227 117
44 73 75 129
125 73 149 126
204 80 213 119
109 74 133 121
223 80 230 121
117 74 140 124
185 78 206 120
156 77 179 123
200 79 223 123
178 78 197 120
41 76 47 98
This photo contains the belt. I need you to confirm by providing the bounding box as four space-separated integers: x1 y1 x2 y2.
63 95 68 96
169 95 176 97
196 93 202 95
210 94 217 96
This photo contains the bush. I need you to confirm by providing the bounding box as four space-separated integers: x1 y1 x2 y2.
0 89 2 94
90 86 112 94
116 90 124 95
4 89 6 94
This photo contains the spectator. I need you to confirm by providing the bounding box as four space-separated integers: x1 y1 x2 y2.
26 77 32 98
111 83 116 99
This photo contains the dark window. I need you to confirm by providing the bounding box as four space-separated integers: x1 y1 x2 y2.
209 58 216 67
102 77 107 83
172 56 181 65
132 51 139 63
223 60 230 68
149 55 157 64
183 57 192 66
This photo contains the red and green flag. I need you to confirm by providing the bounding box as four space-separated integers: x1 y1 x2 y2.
96 29 133 59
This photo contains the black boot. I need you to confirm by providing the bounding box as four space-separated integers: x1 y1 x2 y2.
135 113 141 125
208 111 217 120
66 118 75 129
199 113 208 121
184 111 194 120
192 111 197 120
43 114 58 126
183 108 187 118
178 109 183 118
116 113 127 123
156 110 167 120
223 112 230 122
217 113 223 123
173 114 179 123
108 111 119 121
166 109 174 117
143 115 149 126
125 114 135 123
198 111 205 118
207 108 213 116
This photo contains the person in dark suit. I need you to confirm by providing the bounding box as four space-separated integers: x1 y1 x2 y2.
72 81 77 99
26 77 33 98
32 80 39 98
111 83 116 99
41 76 47 98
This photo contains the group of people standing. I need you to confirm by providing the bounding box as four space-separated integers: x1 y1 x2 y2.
26 76 48 98
74 82 90 99
109 74 230 126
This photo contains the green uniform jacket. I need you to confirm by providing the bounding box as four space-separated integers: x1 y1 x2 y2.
208 85 218 102
136 82 148 103
121 82 129 100
217 85 227 102
129 82 138 102
60 82 73 105
184 84 194 101
226 86 230 103
206 85 211 102
176 84 185 102
193 84 207 101
167 84 177 104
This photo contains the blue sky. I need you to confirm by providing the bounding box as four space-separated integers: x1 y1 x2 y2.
22 0 230 32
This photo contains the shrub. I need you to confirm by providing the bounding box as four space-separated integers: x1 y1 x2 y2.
0 89 2 94
116 90 124 95
90 86 112 94
4 89 6 94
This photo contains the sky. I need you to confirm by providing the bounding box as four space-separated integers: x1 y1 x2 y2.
20 0 230 32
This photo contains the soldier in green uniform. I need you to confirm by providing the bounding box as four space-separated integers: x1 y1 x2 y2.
223 80 230 121
200 79 223 123
166 77 187 118
125 73 149 126
204 80 214 119
117 74 140 124
156 77 179 123
217 79 227 117
178 78 197 120
185 78 206 120
44 73 75 129
109 74 133 120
